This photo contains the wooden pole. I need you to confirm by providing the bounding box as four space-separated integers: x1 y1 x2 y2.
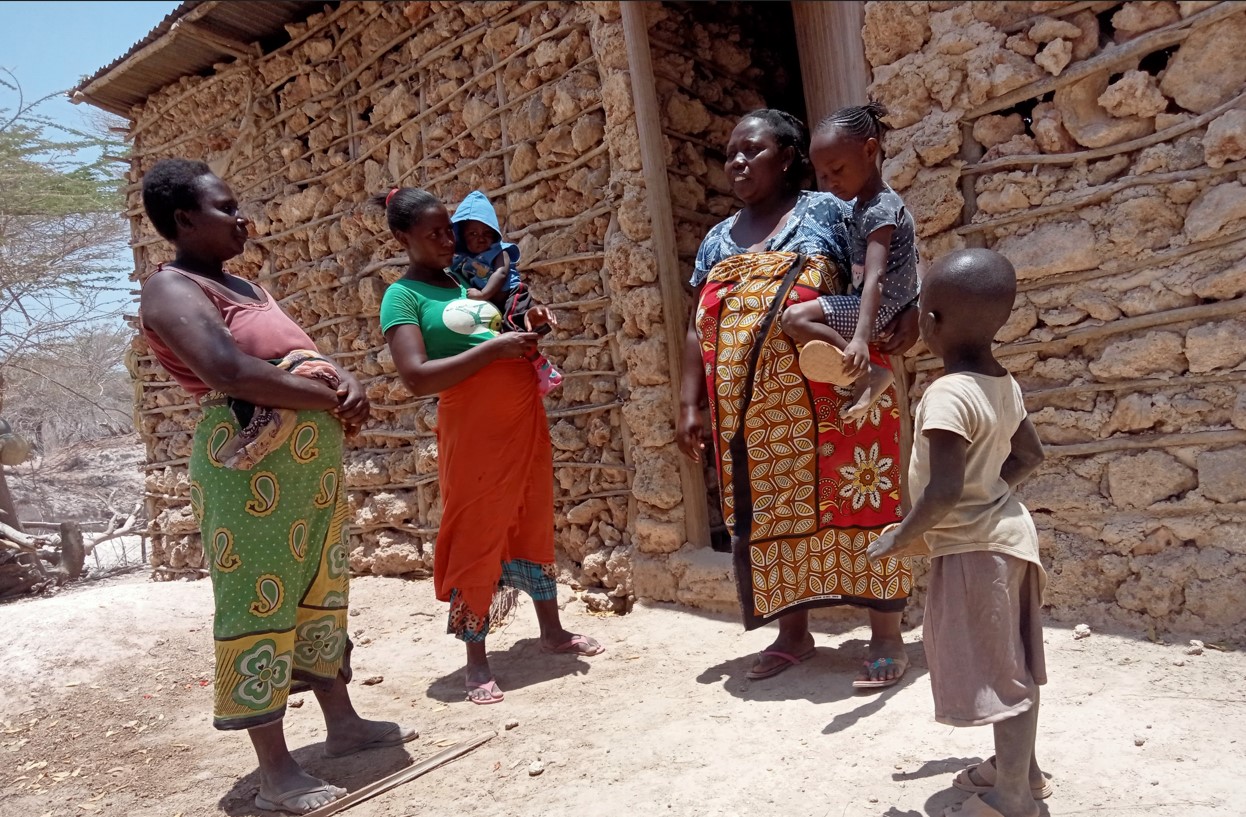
619 2 712 549
791 1 869 127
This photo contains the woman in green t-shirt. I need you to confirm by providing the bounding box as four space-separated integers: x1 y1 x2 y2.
375 187 604 705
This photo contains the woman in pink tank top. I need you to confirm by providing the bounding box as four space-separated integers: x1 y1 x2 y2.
139 159 414 815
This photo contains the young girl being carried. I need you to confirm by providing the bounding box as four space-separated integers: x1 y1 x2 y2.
781 102 919 423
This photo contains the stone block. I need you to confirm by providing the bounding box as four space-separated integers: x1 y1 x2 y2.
1097 70 1168 119
1028 17 1082 43
1160 13 1246 113
632 552 679 602
1054 70 1154 149
1184 181 1246 243
1203 109 1246 169
634 516 685 554
869 53 932 129
1185 320 1246 373
620 385 676 448
670 546 736 609
1035 38 1073 76
863 1 930 67
1197 448 1246 503
1107 450 1197 508
631 445 683 510
1112 1 1180 36
972 113 1024 149
1088 331 1186 379
903 166 963 237
992 221 1099 281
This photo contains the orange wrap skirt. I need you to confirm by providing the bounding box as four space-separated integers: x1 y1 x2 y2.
434 358 556 636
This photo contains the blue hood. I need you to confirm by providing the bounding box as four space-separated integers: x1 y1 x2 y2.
451 190 520 263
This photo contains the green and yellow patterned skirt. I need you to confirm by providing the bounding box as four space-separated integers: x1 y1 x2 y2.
190 400 350 731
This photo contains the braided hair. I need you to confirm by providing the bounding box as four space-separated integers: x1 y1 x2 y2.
369 186 443 233
817 102 890 154
739 108 813 193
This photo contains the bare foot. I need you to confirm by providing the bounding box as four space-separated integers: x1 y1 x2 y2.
840 363 894 424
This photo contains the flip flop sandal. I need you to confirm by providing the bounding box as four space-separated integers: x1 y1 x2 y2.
255 782 347 814
798 340 857 386
466 678 505 705
541 634 605 656
852 655 909 689
746 647 817 680
953 758 1053 799
323 723 419 759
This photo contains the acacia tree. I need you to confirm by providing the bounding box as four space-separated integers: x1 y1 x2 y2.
0 70 131 526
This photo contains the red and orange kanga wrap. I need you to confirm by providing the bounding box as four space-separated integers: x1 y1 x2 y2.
695 251 911 629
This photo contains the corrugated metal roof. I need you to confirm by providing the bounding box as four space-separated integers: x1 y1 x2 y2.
71 0 323 117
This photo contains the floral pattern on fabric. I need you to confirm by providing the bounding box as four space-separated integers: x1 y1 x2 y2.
696 251 911 627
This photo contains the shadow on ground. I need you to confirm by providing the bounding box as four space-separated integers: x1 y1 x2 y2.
423 637 593 703
695 636 928 723
218 741 415 816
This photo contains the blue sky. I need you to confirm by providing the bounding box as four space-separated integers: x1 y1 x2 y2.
1 1 182 321
1 1 181 134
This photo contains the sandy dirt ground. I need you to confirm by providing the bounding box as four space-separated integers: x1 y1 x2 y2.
1 573 1241 817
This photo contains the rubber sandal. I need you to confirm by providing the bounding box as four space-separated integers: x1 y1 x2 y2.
255 782 347 814
746 647 817 680
466 678 505 705
852 655 909 689
953 757 1053 799
798 340 856 386
540 634 605 656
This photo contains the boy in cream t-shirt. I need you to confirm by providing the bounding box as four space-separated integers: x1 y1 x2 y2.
868 248 1049 817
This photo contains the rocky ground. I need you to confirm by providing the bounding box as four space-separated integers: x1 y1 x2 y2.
1 572 1241 817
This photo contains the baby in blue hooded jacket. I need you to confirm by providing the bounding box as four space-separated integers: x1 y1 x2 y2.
451 190 562 395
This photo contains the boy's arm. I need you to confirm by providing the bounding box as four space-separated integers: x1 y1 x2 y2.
867 429 966 562
477 254 510 300
842 225 893 377
1001 415 1044 489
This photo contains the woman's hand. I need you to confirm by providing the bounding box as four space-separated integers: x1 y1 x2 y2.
333 370 370 433
875 303 920 356
487 332 540 359
677 403 705 463
866 524 926 564
524 306 558 332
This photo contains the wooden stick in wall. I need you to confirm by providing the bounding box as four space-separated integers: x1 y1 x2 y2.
620 2 711 549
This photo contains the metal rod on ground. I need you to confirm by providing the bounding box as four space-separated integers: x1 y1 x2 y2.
305 731 497 817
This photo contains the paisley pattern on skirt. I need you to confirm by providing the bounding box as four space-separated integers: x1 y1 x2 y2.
191 400 350 730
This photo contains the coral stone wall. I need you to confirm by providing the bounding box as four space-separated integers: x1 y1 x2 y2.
128 2 649 603
865 0 1246 637
122 0 817 617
